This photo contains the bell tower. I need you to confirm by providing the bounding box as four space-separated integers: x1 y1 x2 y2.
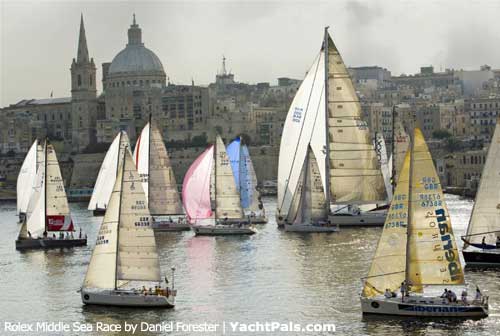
70 14 97 152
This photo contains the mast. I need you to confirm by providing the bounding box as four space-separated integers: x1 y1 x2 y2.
147 114 152 206
115 131 122 178
214 136 218 221
43 139 48 233
405 123 415 284
391 105 396 194
114 146 126 290
323 26 331 207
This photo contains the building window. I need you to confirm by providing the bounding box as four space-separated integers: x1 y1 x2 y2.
77 74 82 86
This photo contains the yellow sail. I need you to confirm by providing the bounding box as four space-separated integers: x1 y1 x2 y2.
407 128 464 290
326 33 387 204
362 152 410 297
394 121 409 182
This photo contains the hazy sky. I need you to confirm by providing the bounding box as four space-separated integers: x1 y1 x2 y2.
1 0 499 107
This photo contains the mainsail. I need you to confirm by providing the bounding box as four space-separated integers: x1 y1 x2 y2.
83 150 160 290
134 121 183 215
88 131 130 211
215 135 244 219
363 128 464 297
292 146 328 225
393 121 410 183
45 144 74 231
182 146 214 222
464 121 500 247
17 140 39 215
325 33 386 204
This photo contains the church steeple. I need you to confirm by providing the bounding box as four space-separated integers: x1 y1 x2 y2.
77 14 89 63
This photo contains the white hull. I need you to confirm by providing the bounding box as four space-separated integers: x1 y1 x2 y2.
284 224 339 232
361 296 488 317
81 288 175 308
193 225 256 236
329 211 386 227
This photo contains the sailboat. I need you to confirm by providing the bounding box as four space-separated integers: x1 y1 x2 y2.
284 145 338 232
182 135 256 236
81 148 176 307
360 127 488 317
227 137 267 224
277 28 387 228
461 119 500 267
134 117 189 231
16 140 87 250
88 131 131 216
17 139 43 222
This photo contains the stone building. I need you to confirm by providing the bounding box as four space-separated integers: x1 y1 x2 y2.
466 96 500 141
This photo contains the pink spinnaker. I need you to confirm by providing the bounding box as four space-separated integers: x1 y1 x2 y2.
182 145 214 223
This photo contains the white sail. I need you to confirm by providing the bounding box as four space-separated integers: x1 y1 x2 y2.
89 132 131 211
326 34 387 204
24 143 46 238
215 135 244 219
17 140 38 215
293 146 328 225
465 121 500 247
277 52 326 217
134 122 183 215
84 150 160 290
375 133 393 200
45 144 74 231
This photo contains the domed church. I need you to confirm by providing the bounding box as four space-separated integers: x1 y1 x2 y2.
104 14 166 90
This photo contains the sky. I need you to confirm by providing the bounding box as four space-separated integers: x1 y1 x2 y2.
0 0 499 107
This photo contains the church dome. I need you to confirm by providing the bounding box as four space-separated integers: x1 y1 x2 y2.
108 15 165 76
109 45 164 74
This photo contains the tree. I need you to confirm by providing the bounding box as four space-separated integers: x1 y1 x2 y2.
432 129 452 139
445 137 461 152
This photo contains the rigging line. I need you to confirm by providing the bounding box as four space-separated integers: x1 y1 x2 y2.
278 51 323 213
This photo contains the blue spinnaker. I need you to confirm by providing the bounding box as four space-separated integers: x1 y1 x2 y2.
226 138 241 191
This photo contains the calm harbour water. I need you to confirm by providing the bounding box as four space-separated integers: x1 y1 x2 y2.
0 194 499 336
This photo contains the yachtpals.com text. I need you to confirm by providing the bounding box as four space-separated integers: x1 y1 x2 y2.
3 321 336 334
